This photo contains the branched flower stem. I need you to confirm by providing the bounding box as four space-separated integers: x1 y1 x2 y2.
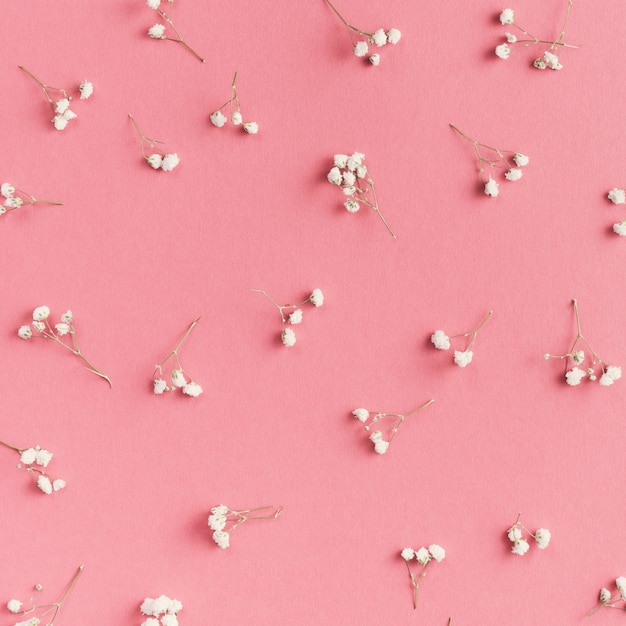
323 0 373 43
129 114 166 159
250 290 311 326
156 7 205 62
510 0 579 51
353 177 395 238
18 65 69 111
214 70 241 114
364 399 435 443
449 309 493 352
153 317 201 380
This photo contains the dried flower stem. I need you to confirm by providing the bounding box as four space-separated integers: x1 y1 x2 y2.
153 317 201 379
510 0 578 51
352 176 395 238
323 0 374 42
449 309 493 352
214 70 241 113
18 65 70 111
128 114 167 158
156 7 205 62
6 187 63 208
364 399 435 443
250 290 311 325
228 505 283 531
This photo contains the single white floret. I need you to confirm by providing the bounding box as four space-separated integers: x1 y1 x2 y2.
1 182 15 198
415 547 431 565
613 220 626 236
352 408 369 422
506 33 517 43
37 475 53 495
33 306 50 321
53 479 66 491
369 54 380 66
147 0 161 9
513 153 529 167
507 526 522 542
210 111 227 128
182 382 203 397
213 530 230 548
354 41 369 57
608 188 626 205
431 330 450 350
454 350 473 367
231 111 243 125
288 309 303 324
484 176 499 197
344 199 360 213
18 325 33 339
495 44 510 59
161 153 180 172
7 599 22 613
505 168 522 181
386 28 401 44
310 288 324 307
511 539 530 555
500 8 514 25
146 154 163 169
372 28 387 46
282 327 296 347
153 378 167 394
20 448 37 465
600 588 612 604
373 439 389 454
428 544 445 562
171 369 187 387
401 547 415 561
534 528 551 549
79 81 94 99
243 122 259 134
617 576 626 600
148 23 166 38
565 367 586 386
327 167 343 185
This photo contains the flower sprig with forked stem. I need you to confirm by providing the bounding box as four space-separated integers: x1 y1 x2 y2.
18 65 93 131
430 310 493 368
18 307 111 387
208 504 283 549
1 182 63 217
544 299 622 387
6 565 83 626
585 577 626 620
209 71 258 134
400 544 446 610
352 399 435 454
146 0 205 63
129 114 180 172
506 512 551 555
323 0 401 66
152 317 203 397
450 124 529 198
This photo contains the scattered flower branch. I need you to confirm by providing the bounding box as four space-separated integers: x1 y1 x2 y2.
140 595 183 626
400 544 445 610
352 399 435 454
450 124 529 197
18 65 93 131
327 152 395 237
18 307 111 387
607 188 626 236
506 512 550 555
152 318 203 397
430 310 493 367
208 504 283 549
1 182 63 216
323 0 401 65
146 0 205 63
0 439 66 495
495 3 578 70
585 577 626 619
6 565 83 626
251 288 324 347
544 299 621 387
209 71 258 134
129 115 180 171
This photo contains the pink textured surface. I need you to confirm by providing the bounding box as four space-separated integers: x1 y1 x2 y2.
1 0 626 624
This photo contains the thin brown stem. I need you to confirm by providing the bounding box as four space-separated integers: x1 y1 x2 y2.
323 0 372 39
157 9 205 62
0 439 24 453
154 318 201 377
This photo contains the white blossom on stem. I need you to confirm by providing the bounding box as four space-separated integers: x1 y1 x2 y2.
430 310 493 367
507 513 550 555
1 440 66 495
129 115 180 172
209 71 258 135
400 543 445 610
208 504 283 549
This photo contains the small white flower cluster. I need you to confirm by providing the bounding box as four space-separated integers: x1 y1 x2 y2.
352 399 434 455
140 595 183 626
10 443 66 495
252 288 324 347
495 4 576 71
208 504 283 549
430 310 493 368
506 514 550 555
607 188 626 236
1 182 63 216
400 544 445 610
327 152 395 237
129 114 180 172
152 318 203 398
210 71 258 134
450 124 528 198
586 577 626 619
545 299 621 388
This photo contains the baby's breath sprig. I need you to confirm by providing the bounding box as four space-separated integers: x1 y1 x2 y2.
18 65 93 131
152 317 203 397
585 577 626 619
1 182 63 217
140 595 183 624
129 114 180 172
495 3 579 70
0 439 66 495
208 504 283 549
6 565 83 625
18 307 111 387
506 512 551 555
544 299 622 387
430 310 493 368
400 544 445 610
450 124 529 198
607 188 626 236
209 71 258 134
352 399 435 454
323 0 401 65
146 0 205 63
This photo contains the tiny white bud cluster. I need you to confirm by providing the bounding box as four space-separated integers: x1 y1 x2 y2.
140 594 183 626
607 188 626 235
208 504 282 549
129 115 180 172
210 72 258 135
506 514 551 555
400 544 445 610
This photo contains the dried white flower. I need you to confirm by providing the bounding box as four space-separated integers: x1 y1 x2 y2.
20 448 37 465
147 154 163 169
453 350 473 368
182 381 203 397
372 28 387 46
33 306 50 321
430 330 450 350
373 439 390 454
504 168 522 181
208 513 227 531
600 587 612 604
428 544 445 562
415 547 431 565
511 539 530 555
148 23 166 38
7 599 22 613
344 199 360 213
243 122 259 134
608 188 625 205
210 110 227 127
369 54 380 66
161 153 180 171
171 369 187 387
617 576 626 600
18 325 32 339
506 32 517 43
1 182 15 197
282 327 296 347
401 548 415 561
310 288 324 307
613 220 626 236
327 167 343 185
386 28 401 44
288 309 303 324
352 408 369 422
62 310 73 323
534 528 551 549
37 475 53 495
213 529 230 549
354 41 369 57
55 322 71 336
35 448 53 467
53 478 66 491
495 43 510 59
543 50 562 70
147 0 161 8
484 176 499 197
565 367 586 386
500 8 514 25
153 378 168 394
513 153 529 167
79 81 93 99
507 526 522 541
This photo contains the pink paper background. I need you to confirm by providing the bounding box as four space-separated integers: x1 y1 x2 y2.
2 0 626 623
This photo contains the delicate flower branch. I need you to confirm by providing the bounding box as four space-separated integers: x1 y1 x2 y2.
544 299 621 387
18 65 93 131
506 512 550 555
585 577 626 619
327 152 395 237
450 124 529 197
209 71 258 134
18 307 111 387
146 0 205 63
251 288 324 347
495 3 578 70
208 504 283 549
400 544 445 610
430 310 493 367
0 439 66 495
1 182 63 216
129 115 180 171
140 595 183 626
607 188 626 236
152 318 203 397
352 399 435 454
323 0 401 65
7 565 83 626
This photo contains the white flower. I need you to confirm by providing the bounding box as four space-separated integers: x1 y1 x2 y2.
243 122 259 134
511 539 530 555
430 330 450 350
453 350 473 367
415 547 431 565
53 478 66 491
543 51 562 70
599 372 614 387
374 439 389 454
310 288 324 307
500 8 514 25
484 176 499 197
53 114 69 130
55 98 70 114
171 369 187 387
4 196 23 209
369 430 383 442
7 599 22 613
161 615 178 626
211 504 228 516
572 350 584 364
18 325 33 339
507 526 522 542
354 41 369 57
168 599 183 614
79 81 93 99
1 182 15 197
20 448 37 465
210 110 227 127
153 378 168 394
342 186 356 196
182 382 203 397
63 109 77 122
565 367 586 386
347 152 365 171
342 171 356 186
208 513 227 531
61 310 73 323
600 587 612 604
161 153 180 172
369 54 380 66
334 154 349 168
608 188 626 205
231 111 243 125
506 32 517 43
282 327 296 347
148 23 166 38
288 309 303 324
617 576 626 600
140 598 157 615
0 206 6 215
428 544 445 562
372 28 387 46
35 448 53 467
495 44 510 59
352 408 369 422
141 619 160 626
32 321 45 332
613 220 626 236
534 528 551 549
513 153 529 167
33 306 50 321
146 154 163 169
401 548 415 561
533 58 547 70
213 530 230 548
606 365 622 380
37 475 53 495
504 168 522 181
355 164 367 179
386 28 401 44
152 595 172 615
147 0 161 8
55 322 71 336
344 199 360 213
327 167 343 185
